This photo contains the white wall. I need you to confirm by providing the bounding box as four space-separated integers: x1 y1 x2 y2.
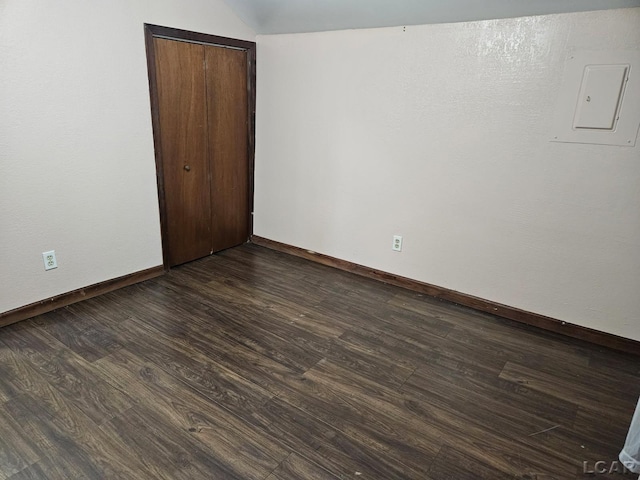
0 0 254 313
254 8 640 341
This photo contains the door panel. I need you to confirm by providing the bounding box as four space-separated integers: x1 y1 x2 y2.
154 38 212 266
205 46 250 252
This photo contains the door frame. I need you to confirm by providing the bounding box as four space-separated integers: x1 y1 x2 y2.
143 24 256 270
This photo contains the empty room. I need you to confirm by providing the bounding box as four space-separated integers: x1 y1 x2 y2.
1 0 640 478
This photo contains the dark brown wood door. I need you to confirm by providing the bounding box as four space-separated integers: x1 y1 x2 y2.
153 38 250 267
206 46 250 253
154 38 212 267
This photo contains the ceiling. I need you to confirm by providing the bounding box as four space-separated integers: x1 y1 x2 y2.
221 0 640 34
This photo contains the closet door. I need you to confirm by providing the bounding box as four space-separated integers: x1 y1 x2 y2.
205 45 250 252
148 27 253 268
154 38 212 267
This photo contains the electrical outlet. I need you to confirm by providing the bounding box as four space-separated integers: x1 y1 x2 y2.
42 250 58 271
392 235 403 252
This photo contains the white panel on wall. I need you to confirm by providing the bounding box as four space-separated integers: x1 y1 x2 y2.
573 65 628 130
552 49 640 146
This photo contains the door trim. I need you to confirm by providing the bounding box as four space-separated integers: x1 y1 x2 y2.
144 24 256 270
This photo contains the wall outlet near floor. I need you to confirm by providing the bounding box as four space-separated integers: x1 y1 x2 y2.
42 250 58 270
392 235 403 252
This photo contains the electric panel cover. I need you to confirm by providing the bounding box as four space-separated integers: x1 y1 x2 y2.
573 65 628 130
551 50 640 147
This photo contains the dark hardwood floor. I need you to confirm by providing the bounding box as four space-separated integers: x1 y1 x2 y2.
1 244 638 480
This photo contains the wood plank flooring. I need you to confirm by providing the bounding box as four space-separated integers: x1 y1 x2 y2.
1 244 638 480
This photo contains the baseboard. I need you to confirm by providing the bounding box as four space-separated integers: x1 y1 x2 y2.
251 236 640 356
0 266 164 328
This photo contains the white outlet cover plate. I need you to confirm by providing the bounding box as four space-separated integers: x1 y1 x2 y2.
42 250 58 270
551 49 640 147
392 235 403 252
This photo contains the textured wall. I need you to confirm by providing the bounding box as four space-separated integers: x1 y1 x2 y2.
254 9 640 340
223 0 640 34
0 0 254 313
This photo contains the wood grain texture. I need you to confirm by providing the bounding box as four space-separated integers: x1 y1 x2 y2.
206 45 250 252
428 445 514 480
251 235 640 356
154 38 212 267
145 24 256 51
0 243 637 479
0 266 163 328
266 453 339 480
498 361 636 419
144 24 256 268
